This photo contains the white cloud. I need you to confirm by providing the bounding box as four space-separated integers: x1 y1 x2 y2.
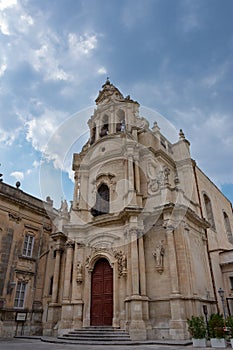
0 13 10 34
10 171 24 180
0 127 18 145
0 62 7 76
20 14 33 26
31 42 71 82
26 108 67 153
68 33 98 57
0 0 17 11
97 67 107 75
33 160 40 168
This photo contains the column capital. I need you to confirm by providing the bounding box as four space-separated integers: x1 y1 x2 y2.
66 239 75 248
128 227 143 239
163 221 175 233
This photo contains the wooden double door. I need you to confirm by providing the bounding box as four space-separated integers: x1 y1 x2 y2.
90 258 113 326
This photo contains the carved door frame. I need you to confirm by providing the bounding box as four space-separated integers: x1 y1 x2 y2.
83 252 119 328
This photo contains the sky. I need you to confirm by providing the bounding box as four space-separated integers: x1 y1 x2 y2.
0 0 233 209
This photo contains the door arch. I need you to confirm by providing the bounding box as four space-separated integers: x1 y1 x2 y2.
91 258 113 326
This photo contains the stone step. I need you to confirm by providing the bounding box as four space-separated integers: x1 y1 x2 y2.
59 327 131 343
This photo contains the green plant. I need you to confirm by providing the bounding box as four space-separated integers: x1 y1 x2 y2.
187 315 207 339
226 315 233 337
208 313 225 338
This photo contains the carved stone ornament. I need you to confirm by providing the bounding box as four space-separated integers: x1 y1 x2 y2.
85 247 114 270
147 160 171 194
9 212 22 223
114 250 127 278
43 224 52 232
153 241 165 274
76 261 83 284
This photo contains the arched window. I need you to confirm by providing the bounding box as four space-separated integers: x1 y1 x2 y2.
91 183 110 217
100 115 109 137
203 193 216 230
90 123 96 145
223 211 233 243
116 109 125 132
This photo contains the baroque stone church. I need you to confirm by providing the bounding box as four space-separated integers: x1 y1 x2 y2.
0 80 233 340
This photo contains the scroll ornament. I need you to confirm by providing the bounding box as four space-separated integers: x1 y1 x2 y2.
114 250 127 277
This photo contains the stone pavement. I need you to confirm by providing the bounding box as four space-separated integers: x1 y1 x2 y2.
0 337 226 350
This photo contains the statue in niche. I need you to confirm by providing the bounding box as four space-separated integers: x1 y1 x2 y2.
76 261 83 283
153 241 165 274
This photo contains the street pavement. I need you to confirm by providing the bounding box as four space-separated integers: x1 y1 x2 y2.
0 337 220 350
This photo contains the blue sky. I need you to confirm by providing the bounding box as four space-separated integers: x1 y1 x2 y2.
0 0 233 208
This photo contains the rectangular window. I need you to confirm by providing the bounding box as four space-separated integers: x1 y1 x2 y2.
23 234 34 257
14 282 26 308
230 277 233 290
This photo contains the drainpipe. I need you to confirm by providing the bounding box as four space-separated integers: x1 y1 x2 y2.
192 160 219 312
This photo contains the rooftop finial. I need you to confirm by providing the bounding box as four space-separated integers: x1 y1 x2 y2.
16 181 21 189
179 129 185 140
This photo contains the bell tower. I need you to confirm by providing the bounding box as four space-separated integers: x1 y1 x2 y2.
72 79 145 222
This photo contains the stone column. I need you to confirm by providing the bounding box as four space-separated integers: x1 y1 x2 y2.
126 238 132 297
79 170 89 211
73 170 80 209
113 261 119 328
51 249 62 304
63 240 74 302
130 229 139 295
138 235 146 296
134 158 140 193
109 105 114 134
83 269 91 327
71 243 84 329
166 225 186 339
166 226 180 294
128 155 135 192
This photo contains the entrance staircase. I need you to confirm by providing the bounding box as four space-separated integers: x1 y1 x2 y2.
58 326 132 344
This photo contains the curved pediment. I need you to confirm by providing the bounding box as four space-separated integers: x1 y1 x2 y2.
95 79 125 105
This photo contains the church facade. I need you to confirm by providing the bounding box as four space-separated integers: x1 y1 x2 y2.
0 80 233 340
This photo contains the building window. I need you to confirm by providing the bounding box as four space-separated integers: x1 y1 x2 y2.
223 211 233 243
14 281 27 308
203 193 216 230
230 276 233 290
49 276 53 295
100 115 109 137
90 124 96 145
23 234 34 257
116 109 125 132
91 183 110 217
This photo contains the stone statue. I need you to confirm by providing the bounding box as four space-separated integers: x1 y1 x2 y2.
153 241 165 274
76 262 83 283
